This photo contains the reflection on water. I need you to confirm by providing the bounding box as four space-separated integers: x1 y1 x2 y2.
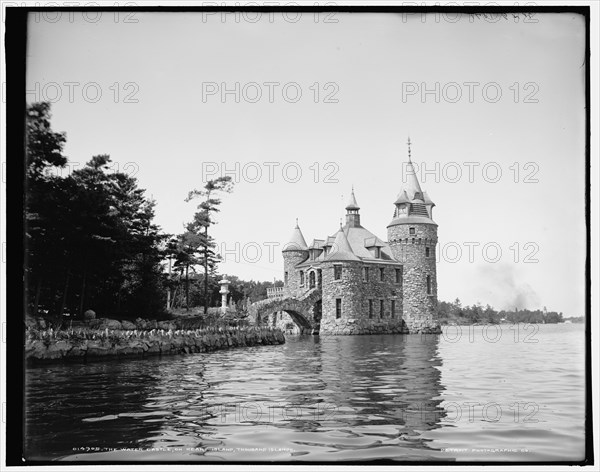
25 324 586 462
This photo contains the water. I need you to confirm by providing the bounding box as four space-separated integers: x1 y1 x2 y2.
25 323 586 462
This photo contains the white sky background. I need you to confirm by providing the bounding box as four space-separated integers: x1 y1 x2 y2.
25 11 587 316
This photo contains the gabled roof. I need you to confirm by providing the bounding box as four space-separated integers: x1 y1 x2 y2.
364 236 385 248
342 224 394 260
308 239 325 250
325 228 361 262
322 235 336 247
394 190 410 205
422 191 435 206
282 222 308 252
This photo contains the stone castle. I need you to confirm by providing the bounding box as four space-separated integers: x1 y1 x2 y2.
254 142 440 335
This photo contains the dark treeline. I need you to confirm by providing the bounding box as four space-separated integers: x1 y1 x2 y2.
25 102 279 320
436 299 564 325
26 103 166 318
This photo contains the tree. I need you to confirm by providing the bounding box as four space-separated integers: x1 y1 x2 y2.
173 229 204 311
57 154 166 317
25 103 168 320
25 102 68 316
26 102 67 178
185 177 234 314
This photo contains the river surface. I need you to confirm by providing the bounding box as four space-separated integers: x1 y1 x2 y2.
25 323 586 462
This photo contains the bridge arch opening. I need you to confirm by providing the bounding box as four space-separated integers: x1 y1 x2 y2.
283 310 312 334
258 309 313 334
250 287 323 335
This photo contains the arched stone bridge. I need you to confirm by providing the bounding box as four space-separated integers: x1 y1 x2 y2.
248 288 322 334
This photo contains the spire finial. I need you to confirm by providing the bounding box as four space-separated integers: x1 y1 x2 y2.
339 218 342 229
295 217 299 228
407 136 412 162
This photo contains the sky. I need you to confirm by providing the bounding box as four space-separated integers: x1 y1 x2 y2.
25 10 588 316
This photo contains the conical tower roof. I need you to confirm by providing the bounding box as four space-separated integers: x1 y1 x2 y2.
345 187 360 210
388 138 437 227
326 227 360 262
282 220 308 252
402 160 423 201
398 137 423 201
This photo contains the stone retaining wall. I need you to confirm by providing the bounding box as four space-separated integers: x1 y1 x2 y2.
25 327 285 363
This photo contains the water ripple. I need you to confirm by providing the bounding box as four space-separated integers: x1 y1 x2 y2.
25 324 585 462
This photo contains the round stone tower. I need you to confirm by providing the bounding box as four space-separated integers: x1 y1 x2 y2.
387 139 440 333
282 220 309 296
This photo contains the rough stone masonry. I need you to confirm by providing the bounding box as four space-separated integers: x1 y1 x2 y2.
256 142 441 336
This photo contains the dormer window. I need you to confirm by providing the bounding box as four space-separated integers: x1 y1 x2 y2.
375 247 381 258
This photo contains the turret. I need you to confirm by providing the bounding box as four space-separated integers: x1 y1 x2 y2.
345 187 361 228
321 226 362 330
282 219 309 295
387 138 439 333
389 140 436 223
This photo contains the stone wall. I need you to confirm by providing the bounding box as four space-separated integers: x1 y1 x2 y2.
387 222 439 332
276 223 441 335
282 249 308 296
319 261 408 335
25 326 285 363
250 288 320 334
